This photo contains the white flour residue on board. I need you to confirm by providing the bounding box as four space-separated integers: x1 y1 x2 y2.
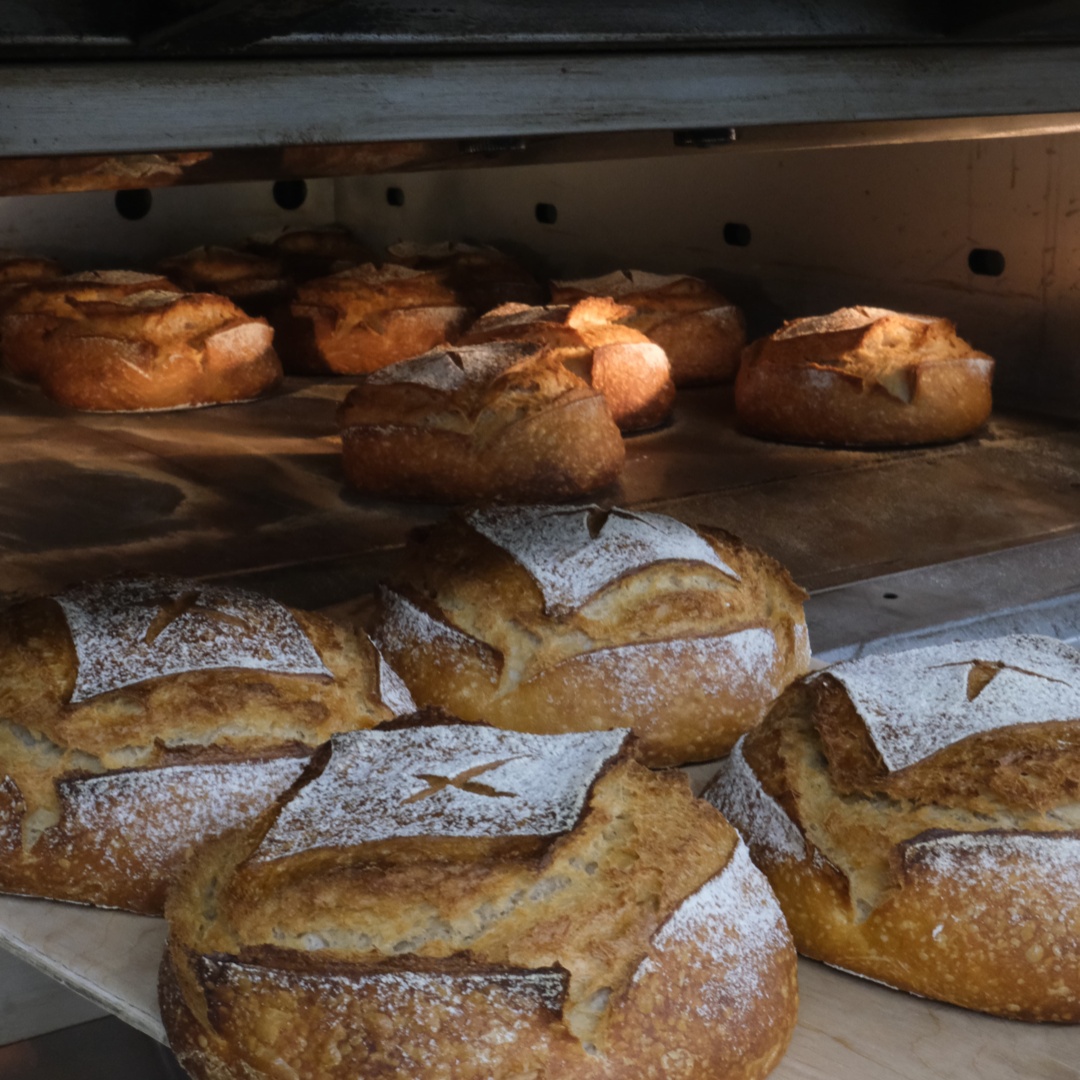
466 505 739 614
252 726 629 862
704 737 806 862
55 576 331 703
633 840 790 1020
828 634 1080 772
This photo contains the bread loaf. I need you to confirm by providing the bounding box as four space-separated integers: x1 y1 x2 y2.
736 306 993 446
374 505 810 765
33 289 282 412
245 224 373 281
160 715 798 1080
551 269 746 385
158 245 291 317
338 341 625 502
0 270 180 382
0 575 414 913
273 262 470 374
705 634 1080 1021
458 297 676 432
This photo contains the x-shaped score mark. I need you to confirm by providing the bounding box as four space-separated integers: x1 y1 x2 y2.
932 658 1070 701
402 756 521 804
142 590 254 646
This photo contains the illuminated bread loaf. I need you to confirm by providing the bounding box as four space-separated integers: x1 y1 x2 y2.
273 262 470 374
337 341 625 502
458 297 676 432
160 716 798 1080
736 306 993 446
374 505 810 766
0 269 180 381
551 269 746 385
0 575 413 913
706 634 1080 1021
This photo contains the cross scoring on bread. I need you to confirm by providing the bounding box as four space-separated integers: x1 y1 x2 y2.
142 590 254 646
403 757 521 804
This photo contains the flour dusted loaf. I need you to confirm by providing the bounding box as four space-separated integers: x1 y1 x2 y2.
374 505 810 766
160 715 798 1080
551 269 746 386
0 269 180 382
705 634 1080 1021
337 341 625 502
273 262 471 374
0 575 414 913
736 306 994 446
458 297 676 432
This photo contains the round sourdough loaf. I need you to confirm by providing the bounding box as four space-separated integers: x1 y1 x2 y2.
0 251 65 312
551 269 746 386
159 245 292 317
34 289 282 411
0 269 180 382
458 297 676 432
735 305 993 446
705 634 1080 1021
160 715 798 1080
0 575 414 913
272 262 470 374
373 505 810 766
337 341 625 502
245 224 373 281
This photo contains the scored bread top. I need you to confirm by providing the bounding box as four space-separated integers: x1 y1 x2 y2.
55 576 332 703
465 504 740 615
251 724 630 863
551 269 733 316
826 634 1080 772
363 341 541 392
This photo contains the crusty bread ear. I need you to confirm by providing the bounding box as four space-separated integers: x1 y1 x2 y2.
160 722 798 1080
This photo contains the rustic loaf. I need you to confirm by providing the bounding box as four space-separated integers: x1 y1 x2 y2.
160 715 798 1080
33 289 282 412
273 262 470 374
0 269 181 382
735 305 994 446
245 224 373 281
0 575 414 913
374 505 810 766
551 269 746 385
705 634 1080 1021
158 245 292 318
458 297 676 432
337 341 626 502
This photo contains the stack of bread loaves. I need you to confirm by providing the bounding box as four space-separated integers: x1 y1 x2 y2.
0 574 413 913
160 713 799 1080
706 634 1080 1021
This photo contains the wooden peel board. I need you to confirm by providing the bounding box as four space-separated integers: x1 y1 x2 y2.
0 890 1076 1079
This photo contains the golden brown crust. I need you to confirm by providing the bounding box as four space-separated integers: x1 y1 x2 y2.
708 652 1080 1021
374 508 810 765
33 290 283 412
273 262 470 374
159 246 291 317
337 342 626 502
160 721 798 1079
551 270 746 385
0 581 410 913
0 270 181 381
459 298 676 432
736 306 994 446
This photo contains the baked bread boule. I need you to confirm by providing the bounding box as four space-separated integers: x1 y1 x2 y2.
705 634 1080 1021
735 305 994 447
374 505 810 766
337 341 626 502
0 251 65 312
273 262 470 374
0 269 180 382
245 224 373 281
0 575 414 913
458 297 676 432
34 289 282 412
551 269 746 386
160 715 798 1080
158 245 291 317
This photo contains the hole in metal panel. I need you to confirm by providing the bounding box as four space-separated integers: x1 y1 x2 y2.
882 592 899 600
723 222 752 247
386 186 405 207
114 189 152 221
273 179 308 210
535 202 558 225
968 248 1005 276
